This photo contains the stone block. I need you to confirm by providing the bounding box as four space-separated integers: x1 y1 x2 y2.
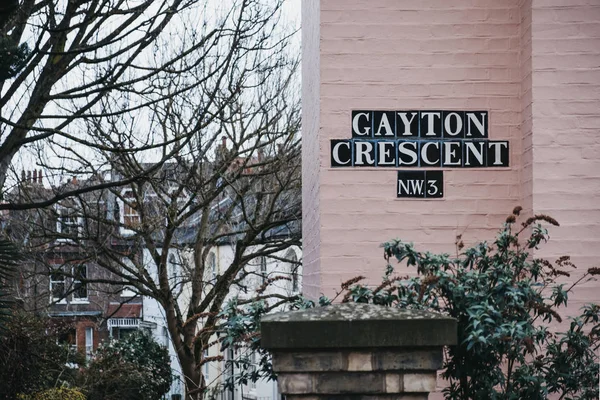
373 348 443 370
278 373 314 394
347 351 373 371
403 373 437 393
261 303 457 349
315 372 385 394
273 351 345 372
384 373 402 393
262 304 455 398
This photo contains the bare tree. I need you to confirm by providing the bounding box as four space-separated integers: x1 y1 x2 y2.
4 2 302 396
0 0 296 212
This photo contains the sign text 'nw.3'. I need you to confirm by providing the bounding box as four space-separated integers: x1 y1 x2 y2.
330 110 510 199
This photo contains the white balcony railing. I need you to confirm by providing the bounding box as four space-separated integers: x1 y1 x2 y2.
107 317 140 329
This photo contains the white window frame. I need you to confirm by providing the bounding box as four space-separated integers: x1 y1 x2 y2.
56 206 83 239
50 267 67 304
120 257 138 298
249 350 257 390
208 252 217 280
85 327 94 359
120 189 141 235
203 348 210 383
71 264 89 303
57 327 77 350
287 250 299 293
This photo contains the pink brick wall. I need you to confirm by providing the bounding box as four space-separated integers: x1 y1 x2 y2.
302 0 600 314
530 0 600 323
302 0 600 395
306 0 524 297
302 0 322 299
521 0 533 220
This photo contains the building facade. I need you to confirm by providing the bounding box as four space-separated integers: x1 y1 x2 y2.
4 163 300 400
302 0 600 328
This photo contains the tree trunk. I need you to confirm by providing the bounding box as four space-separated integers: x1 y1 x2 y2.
180 355 204 400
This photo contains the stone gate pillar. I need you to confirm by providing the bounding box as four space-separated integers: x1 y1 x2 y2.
261 303 457 399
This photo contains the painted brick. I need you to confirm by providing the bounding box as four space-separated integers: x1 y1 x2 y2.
302 0 600 336
301 0 321 299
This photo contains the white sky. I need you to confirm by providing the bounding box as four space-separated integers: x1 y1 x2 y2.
7 0 303 191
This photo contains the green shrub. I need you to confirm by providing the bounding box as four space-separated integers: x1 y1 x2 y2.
0 312 82 398
81 331 172 400
326 208 599 399
218 208 600 399
18 387 86 400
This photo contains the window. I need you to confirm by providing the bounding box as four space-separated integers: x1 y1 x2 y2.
287 251 299 292
122 190 140 228
58 328 77 349
120 257 137 297
162 326 169 347
111 326 137 340
72 264 88 302
50 268 66 302
249 351 257 390
208 252 217 280
50 264 89 303
57 208 81 237
108 317 140 339
203 348 210 382
85 327 93 359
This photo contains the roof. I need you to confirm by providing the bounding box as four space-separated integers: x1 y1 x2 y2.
106 303 142 318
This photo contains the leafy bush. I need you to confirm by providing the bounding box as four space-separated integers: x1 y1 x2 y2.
0 239 21 330
81 331 172 400
323 208 599 399
0 311 82 398
18 387 86 400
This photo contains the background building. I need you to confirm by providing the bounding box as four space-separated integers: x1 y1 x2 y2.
4 163 300 400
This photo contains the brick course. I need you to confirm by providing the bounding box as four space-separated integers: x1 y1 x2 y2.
302 0 600 319
306 0 523 298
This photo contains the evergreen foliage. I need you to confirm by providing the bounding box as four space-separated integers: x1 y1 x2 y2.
325 208 600 399
81 331 172 400
230 208 599 399
0 0 29 80
0 312 82 398
18 387 86 400
0 239 20 330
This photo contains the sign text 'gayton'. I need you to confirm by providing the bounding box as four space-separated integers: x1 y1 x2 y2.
330 110 510 199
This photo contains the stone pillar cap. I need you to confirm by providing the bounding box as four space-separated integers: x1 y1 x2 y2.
261 303 457 349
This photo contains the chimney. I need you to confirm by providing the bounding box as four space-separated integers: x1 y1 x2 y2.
32 170 37 183
221 136 227 148
26 170 31 182
72 176 77 185
21 170 25 182
38 170 43 185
